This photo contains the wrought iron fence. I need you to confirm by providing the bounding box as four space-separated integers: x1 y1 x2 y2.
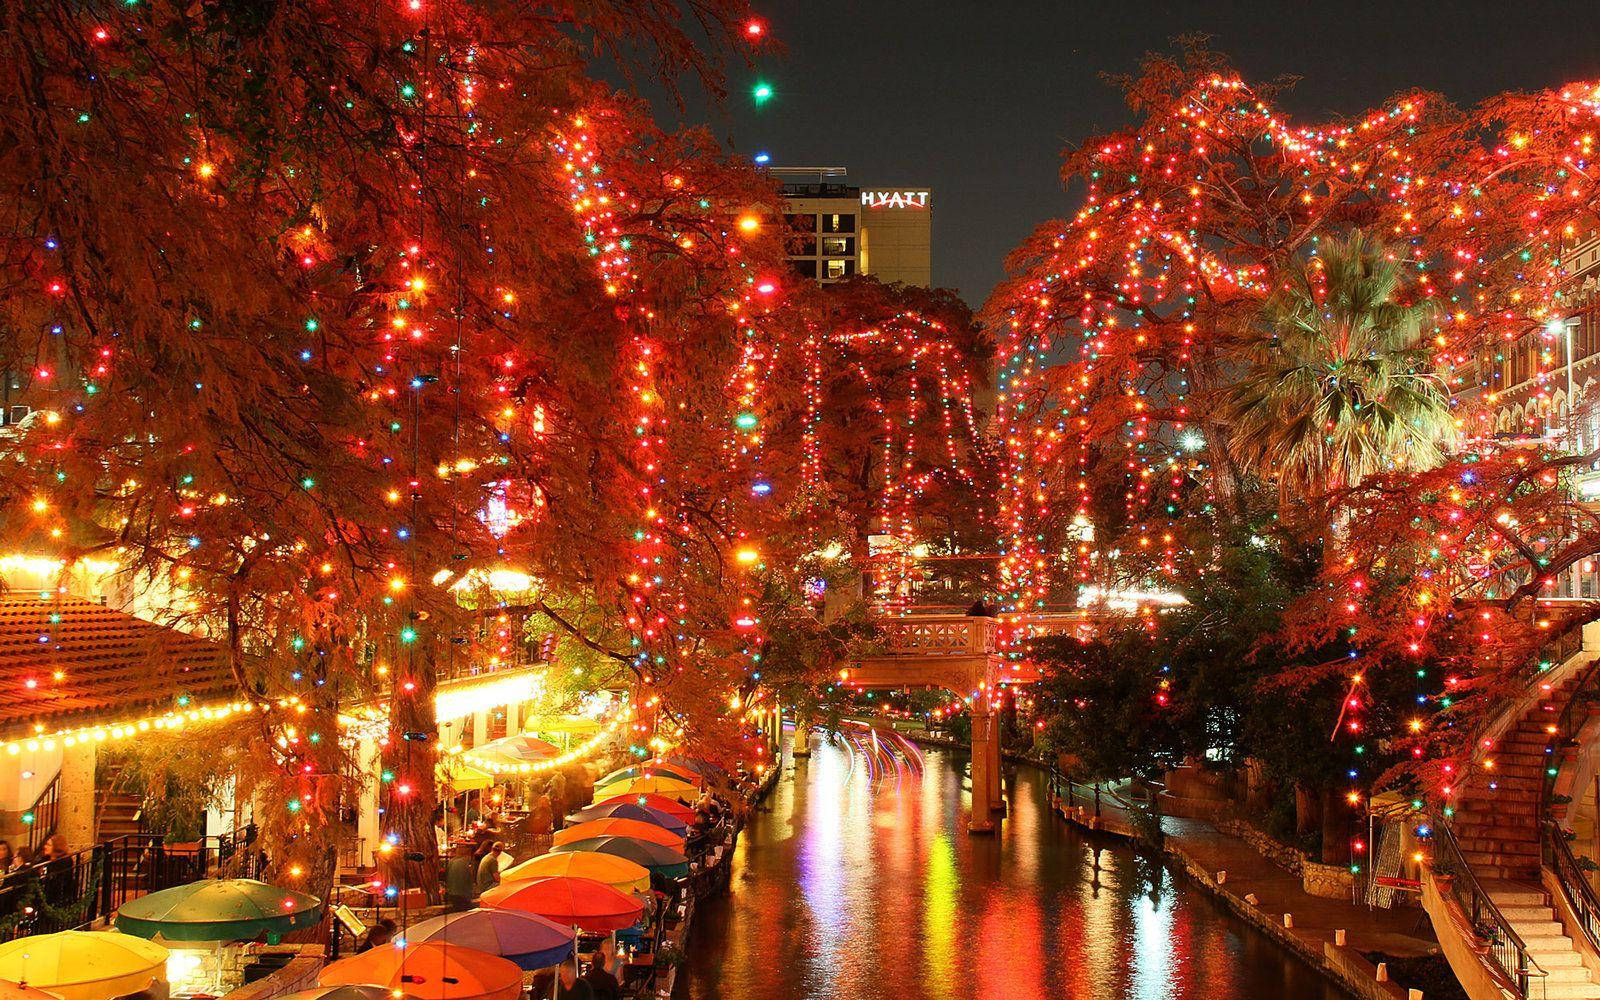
0 826 258 942
1434 819 1545 998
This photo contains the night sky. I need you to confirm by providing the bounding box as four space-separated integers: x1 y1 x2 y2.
662 0 1600 307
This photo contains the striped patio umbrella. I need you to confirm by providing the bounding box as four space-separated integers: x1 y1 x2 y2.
404 908 575 971
498 851 650 895
116 878 322 943
553 817 683 849
479 876 643 933
589 792 697 823
553 836 690 879
591 775 697 801
565 800 689 836
318 941 522 1000
598 763 700 787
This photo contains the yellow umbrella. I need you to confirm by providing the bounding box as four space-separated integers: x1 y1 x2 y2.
593 775 697 801
499 851 651 895
532 717 601 734
437 757 494 793
0 931 167 1000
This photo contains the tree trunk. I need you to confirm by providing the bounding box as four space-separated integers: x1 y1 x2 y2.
1294 782 1321 840
378 634 441 902
1319 785 1351 865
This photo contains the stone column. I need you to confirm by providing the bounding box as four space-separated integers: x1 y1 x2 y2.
472 709 488 747
968 702 997 834
356 736 382 867
985 711 1005 814
791 711 812 759
57 742 96 849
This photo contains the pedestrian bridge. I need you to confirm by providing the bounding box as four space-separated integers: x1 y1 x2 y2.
824 611 1095 833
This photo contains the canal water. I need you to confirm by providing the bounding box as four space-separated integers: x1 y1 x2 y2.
683 731 1344 1000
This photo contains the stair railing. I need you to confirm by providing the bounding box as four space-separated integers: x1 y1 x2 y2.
1543 818 1600 954
1434 818 1546 998
22 772 60 852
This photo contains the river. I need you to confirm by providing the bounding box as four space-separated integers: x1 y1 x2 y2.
683 729 1345 1000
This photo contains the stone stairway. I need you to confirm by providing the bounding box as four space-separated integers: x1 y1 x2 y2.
1453 675 1579 881
1487 881 1600 999
1448 668 1600 997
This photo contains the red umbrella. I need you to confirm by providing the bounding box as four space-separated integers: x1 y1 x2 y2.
481 876 643 933
553 817 683 849
590 792 695 823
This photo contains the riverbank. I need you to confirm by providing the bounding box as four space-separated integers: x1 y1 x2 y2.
656 763 780 998
1050 784 1446 1000
888 727 1441 1000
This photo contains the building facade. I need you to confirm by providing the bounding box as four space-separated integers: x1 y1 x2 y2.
1470 239 1600 598
774 167 931 287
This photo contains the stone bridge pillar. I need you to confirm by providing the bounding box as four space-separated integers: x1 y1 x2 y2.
969 699 1001 834
792 710 812 759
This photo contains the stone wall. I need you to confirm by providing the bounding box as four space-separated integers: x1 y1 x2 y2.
1214 816 1305 876
220 954 324 1000
1302 860 1355 900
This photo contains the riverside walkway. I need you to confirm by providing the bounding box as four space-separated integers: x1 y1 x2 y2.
1059 788 1443 1000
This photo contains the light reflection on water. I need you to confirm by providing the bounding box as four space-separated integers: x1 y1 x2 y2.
684 733 1345 1000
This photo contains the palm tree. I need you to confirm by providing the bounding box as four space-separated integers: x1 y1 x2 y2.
1224 231 1454 507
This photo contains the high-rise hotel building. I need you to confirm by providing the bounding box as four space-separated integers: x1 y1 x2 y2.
772 167 932 287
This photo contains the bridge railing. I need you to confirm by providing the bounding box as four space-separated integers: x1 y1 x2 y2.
877 615 997 656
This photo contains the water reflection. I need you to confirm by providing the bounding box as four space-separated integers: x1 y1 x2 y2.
685 731 1343 1000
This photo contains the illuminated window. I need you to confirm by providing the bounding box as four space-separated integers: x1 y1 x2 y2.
820 236 854 256
824 259 854 280
821 213 855 233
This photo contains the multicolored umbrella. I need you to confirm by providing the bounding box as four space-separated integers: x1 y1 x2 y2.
565 800 689 835
592 775 697 801
554 817 683 849
318 941 522 1000
598 763 700 787
404 907 575 971
0 931 168 1000
554 836 691 879
116 878 322 942
478 734 560 762
282 988 422 1000
480 876 643 933
657 754 728 779
590 792 696 823
498 851 650 895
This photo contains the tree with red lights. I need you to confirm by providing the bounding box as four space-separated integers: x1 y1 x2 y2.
0 0 777 891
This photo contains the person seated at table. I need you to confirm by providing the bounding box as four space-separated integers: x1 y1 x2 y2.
475 840 503 892
551 956 594 999
581 949 620 1000
359 918 397 952
443 843 479 911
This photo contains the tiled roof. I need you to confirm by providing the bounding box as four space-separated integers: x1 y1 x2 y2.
0 594 235 738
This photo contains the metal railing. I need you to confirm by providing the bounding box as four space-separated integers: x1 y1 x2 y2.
1544 819 1600 954
23 773 60 853
1434 819 1546 997
0 825 258 942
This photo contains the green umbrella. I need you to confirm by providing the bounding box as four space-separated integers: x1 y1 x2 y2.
116 878 322 943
